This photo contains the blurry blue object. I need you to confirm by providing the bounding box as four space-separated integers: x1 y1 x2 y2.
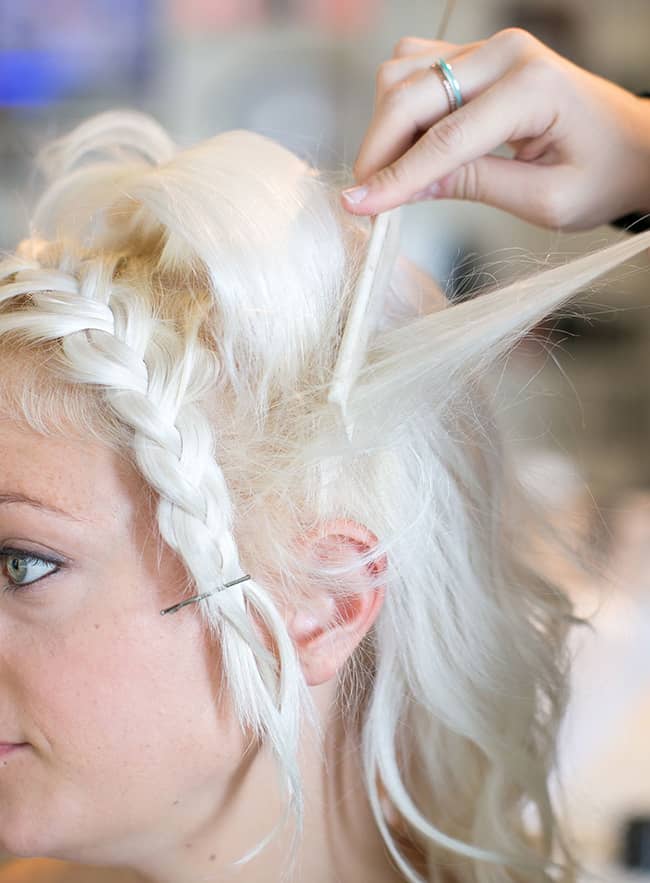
0 0 155 107
0 50 78 106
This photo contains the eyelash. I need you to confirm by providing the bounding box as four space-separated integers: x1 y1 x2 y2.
0 547 62 596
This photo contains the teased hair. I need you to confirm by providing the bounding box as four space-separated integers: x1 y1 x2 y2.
1 109 649 883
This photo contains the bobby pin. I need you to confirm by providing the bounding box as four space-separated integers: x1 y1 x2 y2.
160 574 252 615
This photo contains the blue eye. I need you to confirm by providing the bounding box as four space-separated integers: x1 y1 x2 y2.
0 548 60 595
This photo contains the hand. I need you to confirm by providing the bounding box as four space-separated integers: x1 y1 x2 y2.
341 28 650 230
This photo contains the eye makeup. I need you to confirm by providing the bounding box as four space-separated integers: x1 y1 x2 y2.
0 546 64 594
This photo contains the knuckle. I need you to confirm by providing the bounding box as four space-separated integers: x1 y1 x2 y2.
426 113 466 154
455 161 482 202
375 59 397 93
382 80 409 112
375 162 404 190
492 26 537 54
392 35 420 58
537 189 570 228
518 53 561 87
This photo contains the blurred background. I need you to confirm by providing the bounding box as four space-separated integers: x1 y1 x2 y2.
1 1 650 880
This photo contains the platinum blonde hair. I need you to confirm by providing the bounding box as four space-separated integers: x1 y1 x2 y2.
1 109 649 883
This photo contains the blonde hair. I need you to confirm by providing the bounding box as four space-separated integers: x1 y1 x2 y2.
1 109 649 883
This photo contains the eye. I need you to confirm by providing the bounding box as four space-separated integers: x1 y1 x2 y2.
0 548 60 594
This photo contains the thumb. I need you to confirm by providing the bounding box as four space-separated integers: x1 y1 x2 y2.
437 155 576 228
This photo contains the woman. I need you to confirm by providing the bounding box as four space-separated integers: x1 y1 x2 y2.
0 58 649 883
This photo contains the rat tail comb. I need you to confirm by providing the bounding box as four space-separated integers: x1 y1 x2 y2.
328 208 401 440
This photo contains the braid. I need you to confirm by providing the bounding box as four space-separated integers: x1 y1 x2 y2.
0 248 318 877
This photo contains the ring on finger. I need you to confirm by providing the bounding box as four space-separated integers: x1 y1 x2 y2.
430 57 464 113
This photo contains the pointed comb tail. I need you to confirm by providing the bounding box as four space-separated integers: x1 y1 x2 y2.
328 208 401 439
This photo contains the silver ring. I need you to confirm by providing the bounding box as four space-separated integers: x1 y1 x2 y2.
431 57 464 113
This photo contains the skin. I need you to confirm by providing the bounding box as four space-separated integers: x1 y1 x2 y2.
341 28 650 230
0 413 412 883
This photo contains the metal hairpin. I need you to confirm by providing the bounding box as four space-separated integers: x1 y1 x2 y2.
160 574 252 615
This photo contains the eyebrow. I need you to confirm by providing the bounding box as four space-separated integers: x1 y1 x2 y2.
0 492 87 524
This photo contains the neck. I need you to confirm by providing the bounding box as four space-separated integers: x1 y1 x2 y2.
118 685 418 883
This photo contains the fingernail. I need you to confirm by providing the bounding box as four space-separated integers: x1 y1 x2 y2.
342 184 369 205
408 182 440 203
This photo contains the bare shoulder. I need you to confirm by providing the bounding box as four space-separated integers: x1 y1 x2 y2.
0 858 142 882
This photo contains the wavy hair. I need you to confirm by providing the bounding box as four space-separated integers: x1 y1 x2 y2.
1 110 649 883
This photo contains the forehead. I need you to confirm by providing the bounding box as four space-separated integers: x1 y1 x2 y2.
0 418 143 526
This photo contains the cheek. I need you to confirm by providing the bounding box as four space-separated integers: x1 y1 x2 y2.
50 613 238 779
5 609 246 858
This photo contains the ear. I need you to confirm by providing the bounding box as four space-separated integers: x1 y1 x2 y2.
287 518 387 687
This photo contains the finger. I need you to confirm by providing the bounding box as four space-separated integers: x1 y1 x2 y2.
360 52 474 179
376 41 462 111
353 28 544 184
434 155 578 228
344 67 557 215
392 36 454 58
377 40 484 101
354 44 520 184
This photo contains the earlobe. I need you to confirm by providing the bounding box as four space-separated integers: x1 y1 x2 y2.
289 519 387 687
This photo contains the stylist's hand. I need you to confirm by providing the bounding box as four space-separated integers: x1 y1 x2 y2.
341 28 650 230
